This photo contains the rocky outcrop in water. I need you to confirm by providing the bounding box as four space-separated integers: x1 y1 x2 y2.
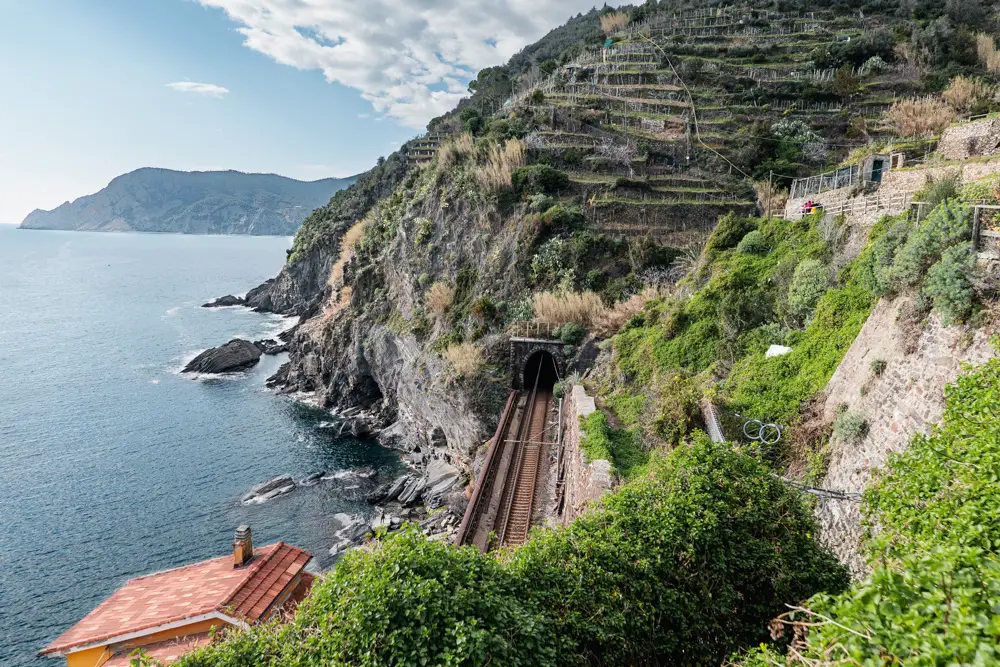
183 339 262 374
241 474 296 504
202 295 245 308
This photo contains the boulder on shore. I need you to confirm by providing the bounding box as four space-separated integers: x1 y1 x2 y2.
202 294 245 308
183 339 262 374
254 338 289 355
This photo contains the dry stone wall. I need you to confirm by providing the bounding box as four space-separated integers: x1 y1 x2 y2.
937 117 1000 161
817 295 994 576
561 385 613 525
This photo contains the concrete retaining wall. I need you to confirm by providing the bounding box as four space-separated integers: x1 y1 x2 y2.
561 385 613 525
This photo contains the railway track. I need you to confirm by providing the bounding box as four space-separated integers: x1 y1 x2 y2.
455 358 556 551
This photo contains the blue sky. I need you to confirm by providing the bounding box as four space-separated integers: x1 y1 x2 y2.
0 0 606 224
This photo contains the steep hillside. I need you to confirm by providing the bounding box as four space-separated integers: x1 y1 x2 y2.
185 0 1000 663
19 168 357 235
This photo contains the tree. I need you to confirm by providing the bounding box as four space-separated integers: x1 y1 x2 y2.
833 65 860 97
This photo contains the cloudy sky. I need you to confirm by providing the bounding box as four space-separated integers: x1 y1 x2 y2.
0 0 611 224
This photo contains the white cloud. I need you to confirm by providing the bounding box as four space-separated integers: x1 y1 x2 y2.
166 81 231 98
195 0 604 128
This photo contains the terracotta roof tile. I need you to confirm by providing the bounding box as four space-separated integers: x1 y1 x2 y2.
102 633 214 667
40 543 311 656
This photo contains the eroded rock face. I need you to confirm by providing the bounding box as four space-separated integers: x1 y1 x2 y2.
183 339 262 374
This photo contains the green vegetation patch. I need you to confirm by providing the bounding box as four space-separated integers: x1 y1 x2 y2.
177 439 847 667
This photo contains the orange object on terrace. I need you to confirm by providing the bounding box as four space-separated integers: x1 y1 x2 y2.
39 526 313 667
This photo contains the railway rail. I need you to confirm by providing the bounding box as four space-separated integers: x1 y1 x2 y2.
455 356 557 551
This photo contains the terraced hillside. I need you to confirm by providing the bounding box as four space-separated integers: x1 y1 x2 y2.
488 4 914 240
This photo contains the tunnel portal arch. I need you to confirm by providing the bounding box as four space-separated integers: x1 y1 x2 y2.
510 340 565 391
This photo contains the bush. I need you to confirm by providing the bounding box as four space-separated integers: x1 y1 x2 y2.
736 230 769 254
528 193 555 212
915 172 960 207
923 244 975 324
866 356 1000 558
180 440 847 667
787 259 829 321
738 547 1000 667
885 96 956 137
530 89 545 104
557 321 586 345
512 438 848 666
442 342 483 378
426 281 455 316
832 410 869 443
538 203 585 231
511 164 570 196
870 358 887 376
706 213 757 255
736 357 1000 665
889 199 970 289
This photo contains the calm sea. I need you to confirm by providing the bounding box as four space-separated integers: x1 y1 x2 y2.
0 227 403 666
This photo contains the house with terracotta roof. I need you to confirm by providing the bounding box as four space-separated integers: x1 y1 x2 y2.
39 526 313 667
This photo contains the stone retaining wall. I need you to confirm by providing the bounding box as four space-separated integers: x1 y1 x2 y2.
817 295 994 576
937 117 1000 161
561 385 613 525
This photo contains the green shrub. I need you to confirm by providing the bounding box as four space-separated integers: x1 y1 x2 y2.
705 212 757 255
923 243 975 324
832 410 869 443
528 193 555 212
915 172 960 208
557 321 586 345
579 410 613 462
737 357 1000 665
539 203 585 232
735 229 769 254
553 381 564 399
530 89 546 104
736 548 1000 667
511 438 848 666
512 164 570 196
890 199 970 289
183 441 846 667
865 356 1000 559
870 358 887 376
787 259 829 321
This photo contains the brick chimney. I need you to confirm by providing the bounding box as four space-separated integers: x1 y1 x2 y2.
233 525 254 568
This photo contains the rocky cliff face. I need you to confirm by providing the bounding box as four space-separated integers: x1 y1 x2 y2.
20 168 356 235
268 164 528 478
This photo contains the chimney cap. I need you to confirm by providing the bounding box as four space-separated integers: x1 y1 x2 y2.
234 525 252 540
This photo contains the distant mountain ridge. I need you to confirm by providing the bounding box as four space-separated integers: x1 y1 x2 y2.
20 168 357 235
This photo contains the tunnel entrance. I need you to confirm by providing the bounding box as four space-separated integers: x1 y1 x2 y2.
523 350 559 392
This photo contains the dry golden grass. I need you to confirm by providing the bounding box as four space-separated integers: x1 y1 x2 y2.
442 342 483 378
426 282 455 316
327 219 368 290
977 33 1000 73
532 291 605 327
753 180 789 216
593 288 664 337
473 139 525 192
942 76 991 112
437 133 475 170
600 11 629 35
886 96 956 138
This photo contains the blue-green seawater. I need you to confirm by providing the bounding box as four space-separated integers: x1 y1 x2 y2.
0 227 403 666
